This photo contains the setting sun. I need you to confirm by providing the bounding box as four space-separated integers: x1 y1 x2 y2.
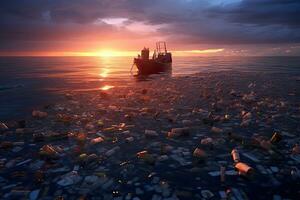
98 50 119 57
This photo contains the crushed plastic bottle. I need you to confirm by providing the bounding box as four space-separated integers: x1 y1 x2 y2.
231 149 240 163
235 162 253 176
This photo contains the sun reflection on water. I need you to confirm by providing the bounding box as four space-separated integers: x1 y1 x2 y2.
99 68 109 78
100 85 115 91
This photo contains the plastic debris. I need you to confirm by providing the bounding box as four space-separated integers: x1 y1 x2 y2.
91 136 104 144
32 110 48 119
39 144 61 159
29 189 40 200
200 137 213 146
193 148 206 159
137 150 148 158
126 136 134 142
81 175 101 189
145 130 159 137
167 128 189 138
211 126 223 134
270 132 282 144
0 122 9 131
235 162 254 176
231 149 240 163
137 150 156 165
292 144 300 154
0 71 299 199
105 146 120 157
57 171 82 186
201 190 214 199
33 131 68 142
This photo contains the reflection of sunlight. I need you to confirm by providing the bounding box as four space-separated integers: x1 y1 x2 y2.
100 68 109 78
98 56 112 80
100 85 114 91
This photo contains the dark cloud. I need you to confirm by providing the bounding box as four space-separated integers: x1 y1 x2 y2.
219 0 300 27
150 0 300 44
0 0 299 52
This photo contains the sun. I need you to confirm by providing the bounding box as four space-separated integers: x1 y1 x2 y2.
98 50 119 57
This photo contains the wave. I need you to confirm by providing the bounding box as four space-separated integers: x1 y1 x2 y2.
0 84 24 91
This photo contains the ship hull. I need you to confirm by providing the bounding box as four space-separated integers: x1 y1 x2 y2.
134 59 172 74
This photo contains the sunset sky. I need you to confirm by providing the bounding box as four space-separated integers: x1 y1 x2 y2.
0 0 299 56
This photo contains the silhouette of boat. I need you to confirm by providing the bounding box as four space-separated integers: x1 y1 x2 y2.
132 42 172 74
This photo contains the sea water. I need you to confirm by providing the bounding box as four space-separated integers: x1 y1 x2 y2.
1 56 300 120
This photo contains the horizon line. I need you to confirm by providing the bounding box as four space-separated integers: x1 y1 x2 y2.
0 48 297 57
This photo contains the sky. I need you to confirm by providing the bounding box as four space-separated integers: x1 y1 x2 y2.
0 0 300 56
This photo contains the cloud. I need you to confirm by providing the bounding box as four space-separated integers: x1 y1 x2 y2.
0 0 299 52
221 0 300 27
150 0 300 44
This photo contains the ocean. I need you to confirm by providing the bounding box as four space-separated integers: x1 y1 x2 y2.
1 56 300 120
